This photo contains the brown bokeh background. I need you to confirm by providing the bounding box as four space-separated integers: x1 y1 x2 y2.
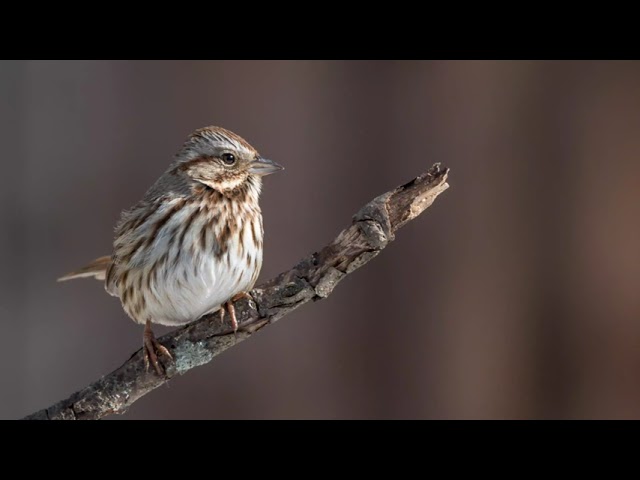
2 60 640 419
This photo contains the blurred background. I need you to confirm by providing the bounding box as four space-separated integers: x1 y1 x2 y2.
1 60 639 419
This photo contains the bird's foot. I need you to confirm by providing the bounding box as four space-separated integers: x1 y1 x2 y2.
143 320 173 376
219 291 253 335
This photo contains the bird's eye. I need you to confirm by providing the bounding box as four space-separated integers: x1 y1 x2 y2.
221 153 236 165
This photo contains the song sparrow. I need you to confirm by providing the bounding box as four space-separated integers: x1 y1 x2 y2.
58 126 283 374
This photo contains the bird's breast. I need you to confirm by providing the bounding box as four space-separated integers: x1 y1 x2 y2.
116 195 264 327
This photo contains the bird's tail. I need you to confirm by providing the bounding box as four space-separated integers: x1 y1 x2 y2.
57 255 112 282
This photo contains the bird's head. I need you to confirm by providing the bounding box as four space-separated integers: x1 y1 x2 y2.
174 126 283 193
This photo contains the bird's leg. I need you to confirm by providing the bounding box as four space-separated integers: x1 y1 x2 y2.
143 319 173 376
226 300 239 333
220 292 253 334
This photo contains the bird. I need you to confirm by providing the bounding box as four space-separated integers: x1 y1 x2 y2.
58 126 283 375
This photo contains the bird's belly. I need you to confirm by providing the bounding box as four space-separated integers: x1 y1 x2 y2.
116 200 264 327
141 249 261 327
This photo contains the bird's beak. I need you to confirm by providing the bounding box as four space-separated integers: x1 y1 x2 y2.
249 157 284 176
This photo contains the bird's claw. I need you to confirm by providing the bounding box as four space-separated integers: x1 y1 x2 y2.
219 291 253 337
143 321 173 376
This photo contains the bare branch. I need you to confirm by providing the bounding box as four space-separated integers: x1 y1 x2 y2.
23 163 450 420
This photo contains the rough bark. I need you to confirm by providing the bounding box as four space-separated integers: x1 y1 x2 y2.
23 163 450 420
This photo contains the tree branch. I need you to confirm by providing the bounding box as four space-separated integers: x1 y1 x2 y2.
23 163 450 420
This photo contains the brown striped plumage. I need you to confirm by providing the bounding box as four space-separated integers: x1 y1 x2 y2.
59 126 283 374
